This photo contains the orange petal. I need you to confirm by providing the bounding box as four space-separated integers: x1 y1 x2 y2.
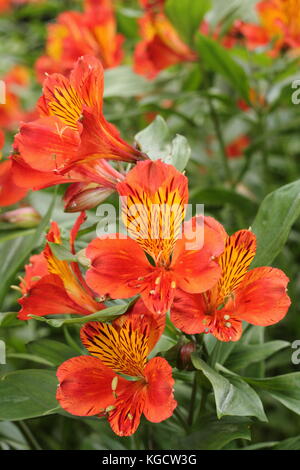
235 266 291 326
143 357 177 423
86 236 152 300
56 355 118 416
0 160 27 206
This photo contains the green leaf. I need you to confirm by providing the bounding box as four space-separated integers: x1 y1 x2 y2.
0 312 20 328
0 370 59 421
29 303 129 328
166 0 212 46
226 341 290 371
191 355 267 422
169 135 191 172
48 242 77 262
0 422 29 450
244 372 300 415
179 416 251 450
273 436 300 450
104 66 153 98
0 191 57 308
27 339 79 366
190 187 257 215
195 33 249 101
251 180 300 267
135 115 191 171
135 115 170 160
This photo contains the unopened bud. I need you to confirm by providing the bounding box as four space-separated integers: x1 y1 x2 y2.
0 207 41 228
177 341 197 371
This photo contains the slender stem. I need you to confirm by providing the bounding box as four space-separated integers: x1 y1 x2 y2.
198 389 209 421
18 421 42 450
187 372 198 427
173 408 189 433
206 93 233 185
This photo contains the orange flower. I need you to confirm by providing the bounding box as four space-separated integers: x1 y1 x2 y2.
86 160 225 314
134 1 196 78
226 135 250 159
0 131 27 207
18 212 105 320
0 65 30 131
56 310 175 436
241 0 300 55
171 230 291 342
12 56 144 207
35 0 124 82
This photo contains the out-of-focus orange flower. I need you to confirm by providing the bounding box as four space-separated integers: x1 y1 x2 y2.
0 65 30 131
18 212 105 320
0 0 43 12
200 20 244 49
237 88 267 112
36 0 124 82
226 135 250 159
86 160 226 315
134 0 196 78
11 56 144 210
240 0 300 55
171 230 291 342
56 310 175 436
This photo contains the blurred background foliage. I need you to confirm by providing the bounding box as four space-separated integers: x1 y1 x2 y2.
0 0 300 450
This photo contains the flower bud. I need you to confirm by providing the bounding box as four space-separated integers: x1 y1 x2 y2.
0 206 41 228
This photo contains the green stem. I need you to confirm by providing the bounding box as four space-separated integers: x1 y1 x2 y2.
18 421 42 450
187 372 198 427
206 93 233 186
173 408 189 433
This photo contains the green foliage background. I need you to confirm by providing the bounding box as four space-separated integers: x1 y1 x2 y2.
1 0 300 450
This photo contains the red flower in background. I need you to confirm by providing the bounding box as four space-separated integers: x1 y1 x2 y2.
11 56 144 209
226 135 250 159
240 0 300 55
0 0 43 12
134 0 196 78
86 160 225 315
36 0 124 82
57 309 175 436
171 230 291 342
18 212 105 320
0 65 30 131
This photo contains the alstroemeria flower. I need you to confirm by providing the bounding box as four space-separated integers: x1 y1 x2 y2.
36 0 124 82
86 160 225 314
11 55 143 208
240 0 300 55
18 212 104 320
56 309 175 436
171 229 291 342
134 0 196 78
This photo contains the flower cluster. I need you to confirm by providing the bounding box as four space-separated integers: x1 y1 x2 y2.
16 156 291 435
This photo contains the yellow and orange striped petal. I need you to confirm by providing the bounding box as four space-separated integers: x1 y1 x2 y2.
80 318 151 377
117 160 189 267
212 230 257 306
